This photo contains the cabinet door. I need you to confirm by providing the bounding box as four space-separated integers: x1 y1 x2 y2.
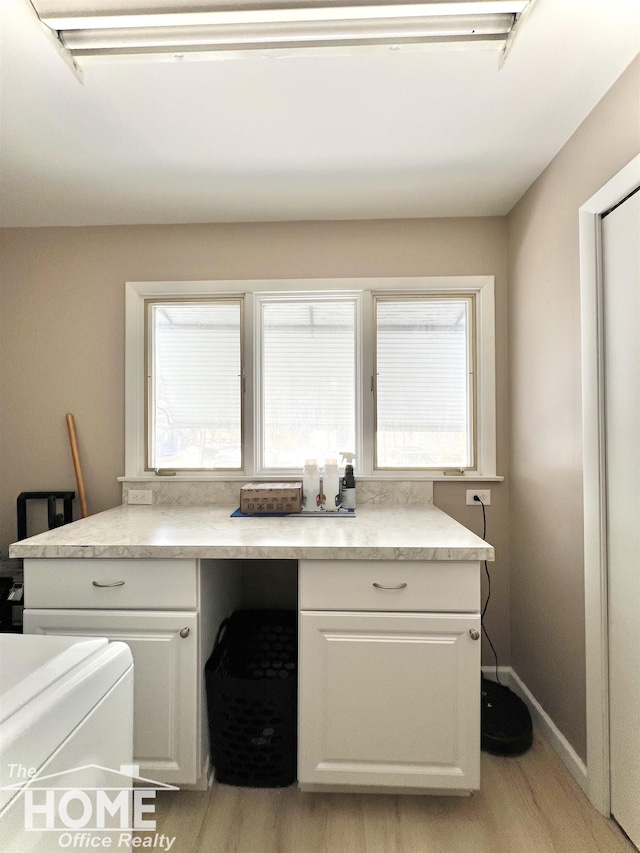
299 611 480 791
24 609 198 786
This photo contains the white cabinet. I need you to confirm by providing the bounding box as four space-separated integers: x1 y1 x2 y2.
24 609 198 786
298 560 481 793
23 558 241 788
23 553 481 794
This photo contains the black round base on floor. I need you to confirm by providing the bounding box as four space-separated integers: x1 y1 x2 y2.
481 676 533 756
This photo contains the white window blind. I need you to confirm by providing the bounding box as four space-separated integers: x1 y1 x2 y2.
259 296 357 470
147 299 243 470
375 296 473 469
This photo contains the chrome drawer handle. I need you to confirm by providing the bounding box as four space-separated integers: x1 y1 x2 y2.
372 582 408 590
92 580 125 588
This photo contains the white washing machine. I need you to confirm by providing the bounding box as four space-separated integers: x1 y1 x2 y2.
0 634 134 853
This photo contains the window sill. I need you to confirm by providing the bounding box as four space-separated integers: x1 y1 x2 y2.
118 474 504 483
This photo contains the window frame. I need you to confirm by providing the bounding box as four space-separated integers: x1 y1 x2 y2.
144 295 245 473
372 292 477 472
254 290 362 477
125 276 496 480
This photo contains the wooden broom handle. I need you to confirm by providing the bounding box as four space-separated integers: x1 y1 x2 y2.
66 413 88 517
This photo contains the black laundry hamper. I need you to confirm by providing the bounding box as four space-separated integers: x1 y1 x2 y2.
205 609 297 787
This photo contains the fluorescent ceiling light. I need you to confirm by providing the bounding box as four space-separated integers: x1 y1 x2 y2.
32 1 530 59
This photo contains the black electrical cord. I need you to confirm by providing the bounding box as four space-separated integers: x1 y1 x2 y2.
474 496 501 685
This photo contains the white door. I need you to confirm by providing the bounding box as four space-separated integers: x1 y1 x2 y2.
24 609 199 786
298 610 480 791
602 187 640 849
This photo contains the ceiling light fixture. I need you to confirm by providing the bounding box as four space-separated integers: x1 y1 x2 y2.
31 1 530 61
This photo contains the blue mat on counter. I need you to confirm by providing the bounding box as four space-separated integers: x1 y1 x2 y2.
231 508 355 518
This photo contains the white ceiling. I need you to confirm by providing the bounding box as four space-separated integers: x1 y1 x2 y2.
0 0 638 227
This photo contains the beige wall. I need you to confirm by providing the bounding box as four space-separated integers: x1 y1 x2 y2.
507 57 640 762
0 216 509 664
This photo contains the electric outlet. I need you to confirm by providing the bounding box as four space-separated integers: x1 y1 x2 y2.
466 489 491 506
128 489 153 505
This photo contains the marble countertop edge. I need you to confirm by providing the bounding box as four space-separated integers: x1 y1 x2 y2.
9 504 495 562
10 545 494 561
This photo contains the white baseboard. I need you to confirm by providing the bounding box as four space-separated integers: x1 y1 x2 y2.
480 665 511 684
481 666 588 794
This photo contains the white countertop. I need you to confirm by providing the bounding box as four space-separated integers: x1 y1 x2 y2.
9 504 493 561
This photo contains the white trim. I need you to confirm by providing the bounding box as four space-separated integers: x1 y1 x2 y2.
480 665 511 682
481 667 588 793
124 277 496 479
243 293 257 477
475 275 497 478
117 474 505 483
509 669 588 793
360 291 375 477
124 281 147 478
253 290 362 475
579 154 640 816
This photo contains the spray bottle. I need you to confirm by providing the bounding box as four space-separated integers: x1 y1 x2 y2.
340 451 356 509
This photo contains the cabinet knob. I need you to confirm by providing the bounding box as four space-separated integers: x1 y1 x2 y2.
372 582 408 590
179 627 190 639
469 629 480 640
92 580 125 588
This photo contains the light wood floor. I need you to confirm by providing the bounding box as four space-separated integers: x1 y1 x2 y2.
138 728 634 853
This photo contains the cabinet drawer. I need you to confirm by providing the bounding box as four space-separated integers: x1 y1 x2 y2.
299 559 479 612
24 558 198 610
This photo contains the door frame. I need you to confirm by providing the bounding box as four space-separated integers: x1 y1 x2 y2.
579 153 640 815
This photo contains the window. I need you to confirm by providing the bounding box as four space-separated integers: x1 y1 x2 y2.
257 294 357 471
146 299 243 471
374 295 474 470
125 277 495 478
